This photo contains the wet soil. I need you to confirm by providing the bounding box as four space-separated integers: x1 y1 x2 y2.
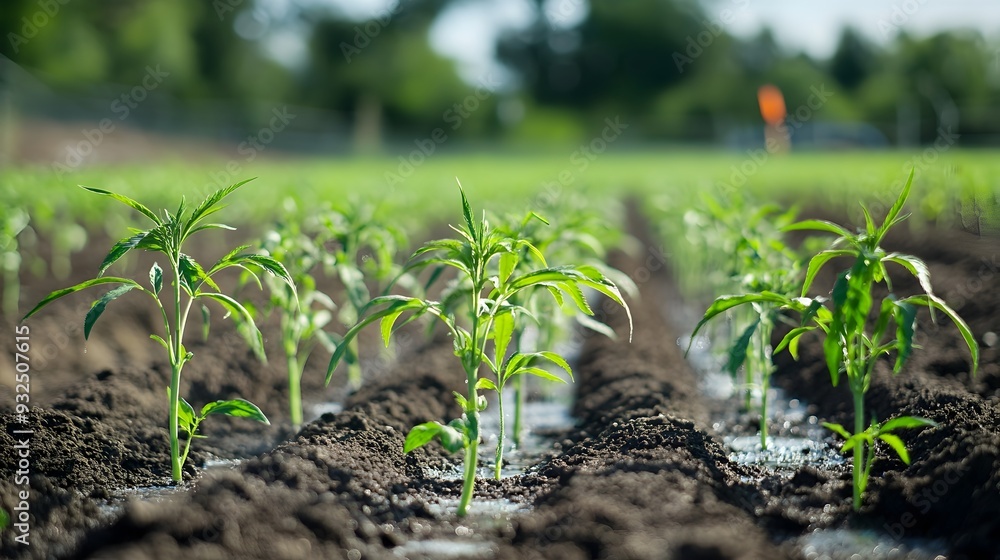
0 210 997 559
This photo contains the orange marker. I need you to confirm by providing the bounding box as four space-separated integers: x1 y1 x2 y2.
757 85 787 126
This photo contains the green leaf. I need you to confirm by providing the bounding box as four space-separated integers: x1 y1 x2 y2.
149 262 163 295
823 326 844 386
338 266 369 311
22 277 142 322
724 319 759 377
179 254 219 293
475 377 498 391
326 296 433 384
440 421 466 453
880 415 938 432
150 334 169 350
81 186 162 225
575 313 617 340
878 433 910 464
900 294 979 377
775 326 814 360
201 398 270 425
379 309 406 347
492 310 515 369
782 219 854 239
509 367 568 384
100 232 148 276
878 169 914 241
404 421 443 453
84 284 136 339
861 205 877 237
198 292 265 360
822 422 852 440
801 250 854 297
688 292 789 353
883 253 933 296
892 300 917 372
458 183 477 242
200 304 211 341
499 251 518 284
183 178 254 237
178 396 197 436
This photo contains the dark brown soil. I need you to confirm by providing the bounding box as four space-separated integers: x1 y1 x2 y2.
0 209 997 559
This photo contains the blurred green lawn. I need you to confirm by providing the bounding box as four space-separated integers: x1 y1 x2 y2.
5 148 998 231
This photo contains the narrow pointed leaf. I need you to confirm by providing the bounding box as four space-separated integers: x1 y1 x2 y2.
687 292 789 353
100 232 147 276
880 416 937 432
879 169 914 241
492 310 514 368
202 398 270 425
801 250 854 297
184 178 254 236
149 262 163 295
822 422 852 439
22 277 142 321
901 294 979 376
150 334 169 350
878 434 910 464
475 377 498 391
200 304 211 341
327 297 431 384
85 285 136 339
198 292 265 360
892 300 917 372
724 319 759 377
782 219 853 239
883 253 933 296
81 186 161 225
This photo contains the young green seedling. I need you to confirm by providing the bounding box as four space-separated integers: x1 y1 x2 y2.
326 185 631 515
494 199 635 449
689 170 978 510
249 218 336 430
22 181 295 482
314 201 411 389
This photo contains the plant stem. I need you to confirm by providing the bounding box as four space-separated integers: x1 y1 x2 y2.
347 338 362 389
759 328 769 451
494 390 505 480
287 350 303 430
512 374 524 448
169 260 183 482
457 407 479 517
852 389 864 511
169 361 182 482
760 372 769 451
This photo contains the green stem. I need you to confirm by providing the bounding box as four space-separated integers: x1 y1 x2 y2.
457 407 479 517
512 374 524 448
169 259 183 482
760 372 769 451
494 390 505 480
169 361 183 482
852 388 864 511
347 338 362 390
759 327 769 451
287 350 303 430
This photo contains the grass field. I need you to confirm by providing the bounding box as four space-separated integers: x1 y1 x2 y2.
5 148 999 231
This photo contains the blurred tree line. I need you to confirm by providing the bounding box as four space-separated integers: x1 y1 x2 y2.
2 0 998 146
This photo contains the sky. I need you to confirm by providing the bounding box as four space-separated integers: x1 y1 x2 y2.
293 0 1000 79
